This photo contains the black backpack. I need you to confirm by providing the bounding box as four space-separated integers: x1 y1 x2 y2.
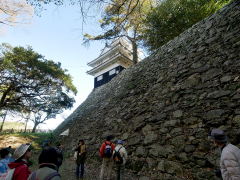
103 142 113 158
113 147 123 164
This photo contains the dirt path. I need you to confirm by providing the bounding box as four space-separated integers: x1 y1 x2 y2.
29 150 138 180
0 133 51 149
0 134 30 149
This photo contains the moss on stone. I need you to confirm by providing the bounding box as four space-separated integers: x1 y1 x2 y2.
133 160 143 172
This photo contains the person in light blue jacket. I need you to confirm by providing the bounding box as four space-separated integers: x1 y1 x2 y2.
0 146 14 174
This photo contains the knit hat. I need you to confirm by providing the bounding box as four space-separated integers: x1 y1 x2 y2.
0 147 11 158
106 135 111 141
118 140 123 144
14 143 31 160
209 129 228 143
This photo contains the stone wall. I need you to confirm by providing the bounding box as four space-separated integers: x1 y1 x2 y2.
55 0 240 179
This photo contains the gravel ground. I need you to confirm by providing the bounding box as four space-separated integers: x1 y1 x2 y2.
29 150 139 180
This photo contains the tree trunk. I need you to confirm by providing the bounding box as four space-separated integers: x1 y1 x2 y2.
126 35 138 65
31 122 39 133
0 86 12 108
0 110 8 132
132 39 138 65
24 120 28 133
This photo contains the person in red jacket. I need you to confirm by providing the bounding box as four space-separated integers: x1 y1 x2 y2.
99 135 115 180
8 143 32 180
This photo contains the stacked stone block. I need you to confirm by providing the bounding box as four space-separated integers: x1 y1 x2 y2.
55 1 240 179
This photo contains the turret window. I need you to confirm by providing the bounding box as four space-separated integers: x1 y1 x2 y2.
97 75 103 81
109 69 116 76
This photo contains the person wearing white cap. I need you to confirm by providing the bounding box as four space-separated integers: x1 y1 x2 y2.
208 129 240 180
113 140 128 180
7 143 32 180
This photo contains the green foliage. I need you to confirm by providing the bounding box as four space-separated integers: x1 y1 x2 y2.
7 132 51 139
31 141 35 150
38 140 44 146
84 0 154 65
48 133 54 140
0 43 77 128
55 139 61 146
141 0 231 53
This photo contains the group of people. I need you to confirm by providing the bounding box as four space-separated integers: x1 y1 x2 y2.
0 135 127 180
99 136 128 180
0 142 63 180
72 135 127 180
0 129 239 180
73 130 240 180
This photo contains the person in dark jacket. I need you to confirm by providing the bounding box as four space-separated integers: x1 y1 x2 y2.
27 147 61 180
7 143 32 180
72 139 87 179
55 141 63 170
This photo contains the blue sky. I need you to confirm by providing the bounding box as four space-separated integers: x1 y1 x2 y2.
1 3 106 129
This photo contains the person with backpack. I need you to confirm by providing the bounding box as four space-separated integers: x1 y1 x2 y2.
113 140 128 180
0 146 14 174
42 140 50 149
100 135 115 180
55 141 63 170
208 129 240 180
27 147 60 180
0 143 32 180
72 139 87 179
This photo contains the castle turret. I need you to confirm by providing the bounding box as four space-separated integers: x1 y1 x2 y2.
87 37 141 88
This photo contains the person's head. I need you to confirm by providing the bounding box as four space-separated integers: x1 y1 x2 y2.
118 140 123 145
14 143 32 161
39 147 58 165
0 148 11 158
208 129 228 146
106 135 111 141
79 139 84 145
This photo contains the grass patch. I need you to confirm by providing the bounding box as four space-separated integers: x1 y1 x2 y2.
63 152 71 160
0 121 32 130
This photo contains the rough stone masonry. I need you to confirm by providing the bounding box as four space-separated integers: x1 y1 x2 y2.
55 0 240 179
